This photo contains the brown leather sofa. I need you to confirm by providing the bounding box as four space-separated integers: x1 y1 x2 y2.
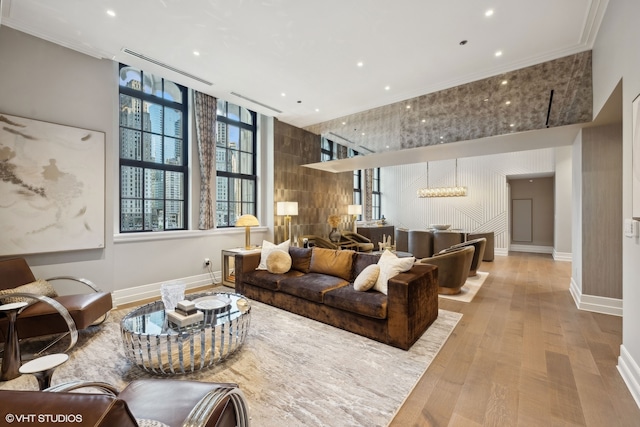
0 379 249 427
0 258 113 345
417 246 475 294
235 247 438 350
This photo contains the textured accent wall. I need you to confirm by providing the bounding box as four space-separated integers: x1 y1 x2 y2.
274 120 352 244
306 52 592 155
382 149 557 251
581 123 622 299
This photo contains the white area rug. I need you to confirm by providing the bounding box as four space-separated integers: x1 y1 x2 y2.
438 271 489 303
1 299 462 427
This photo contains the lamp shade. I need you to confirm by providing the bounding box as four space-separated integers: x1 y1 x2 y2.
348 204 362 215
276 202 298 216
235 214 259 227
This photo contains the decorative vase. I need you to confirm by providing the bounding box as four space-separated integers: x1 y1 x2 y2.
329 228 341 244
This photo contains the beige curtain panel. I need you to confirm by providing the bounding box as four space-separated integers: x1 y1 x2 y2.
194 91 217 230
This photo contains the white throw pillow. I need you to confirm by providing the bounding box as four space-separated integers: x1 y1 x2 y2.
374 250 416 295
353 264 380 291
256 239 290 270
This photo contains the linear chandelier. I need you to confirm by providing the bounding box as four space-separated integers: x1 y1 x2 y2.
417 160 467 198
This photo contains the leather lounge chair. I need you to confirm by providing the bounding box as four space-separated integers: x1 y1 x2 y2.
0 378 250 427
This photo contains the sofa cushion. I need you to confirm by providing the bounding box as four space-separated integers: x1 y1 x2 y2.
243 269 304 291
324 285 388 319
279 273 349 303
374 250 416 295
289 246 312 273
353 264 380 291
257 240 290 270
266 249 292 274
309 248 355 281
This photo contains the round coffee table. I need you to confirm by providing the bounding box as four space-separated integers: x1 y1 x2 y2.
120 292 251 375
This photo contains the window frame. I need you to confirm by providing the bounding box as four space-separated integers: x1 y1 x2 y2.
215 101 258 228
118 64 189 233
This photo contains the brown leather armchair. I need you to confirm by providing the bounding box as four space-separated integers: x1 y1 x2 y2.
418 246 475 294
0 378 249 427
0 258 113 350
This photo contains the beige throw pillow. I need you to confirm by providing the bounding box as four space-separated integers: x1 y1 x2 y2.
266 249 292 274
256 239 290 270
0 279 58 304
374 250 416 295
353 264 380 291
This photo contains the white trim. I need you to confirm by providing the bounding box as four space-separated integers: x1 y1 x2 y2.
618 345 640 409
112 271 221 307
510 244 554 254
114 226 269 244
570 277 622 316
552 250 573 262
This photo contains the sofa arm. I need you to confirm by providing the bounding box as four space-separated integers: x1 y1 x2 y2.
386 263 438 350
234 252 261 292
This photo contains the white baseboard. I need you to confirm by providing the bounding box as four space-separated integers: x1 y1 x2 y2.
112 271 221 307
509 244 554 254
618 345 640 409
552 250 572 262
495 248 509 257
569 277 623 316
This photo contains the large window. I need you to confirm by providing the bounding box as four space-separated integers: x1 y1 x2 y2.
216 101 257 227
119 64 188 232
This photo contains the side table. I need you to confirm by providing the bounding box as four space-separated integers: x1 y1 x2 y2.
221 247 261 287
19 353 69 389
0 301 28 381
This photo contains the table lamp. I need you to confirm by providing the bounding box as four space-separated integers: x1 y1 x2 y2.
348 204 362 232
276 201 298 243
235 214 260 249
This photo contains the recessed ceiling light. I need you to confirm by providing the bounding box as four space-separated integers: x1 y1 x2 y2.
357 61 364 67
362 132 366 136
505 101 511 105
485 9 494 17
107 10 116 17
510 123 515 127
406 105 411 109
193 51 200 56
342 122 346 125
421 119 426 123
386 145 390 149
495 50 503 57
281 93 286 97
385 86 390 91
315 108 320 112
501 80 508 85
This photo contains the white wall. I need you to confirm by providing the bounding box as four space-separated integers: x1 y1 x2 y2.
381 147 572 256
592 0 640 407
571 131 583 294
554 145 573 259
0 27 272 306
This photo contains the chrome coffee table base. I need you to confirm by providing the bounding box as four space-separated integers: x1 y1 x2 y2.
121 292 251 375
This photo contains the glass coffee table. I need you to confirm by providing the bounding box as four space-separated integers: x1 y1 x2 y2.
121 292 250 375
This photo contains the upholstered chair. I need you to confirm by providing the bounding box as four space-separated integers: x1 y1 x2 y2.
418 246 475 294
432 231 465 254
445 237 487 276
408 230 434 259
467 231 494 261
395 228 409 252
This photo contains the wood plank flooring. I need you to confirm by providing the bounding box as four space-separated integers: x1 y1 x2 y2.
389 252 640 427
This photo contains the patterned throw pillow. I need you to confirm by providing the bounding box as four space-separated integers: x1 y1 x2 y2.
0 279 58 304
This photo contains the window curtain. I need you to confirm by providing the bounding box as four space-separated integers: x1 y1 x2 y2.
194 91 217 230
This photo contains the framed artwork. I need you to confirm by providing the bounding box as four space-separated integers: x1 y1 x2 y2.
634 94 640 219
0 113 105 256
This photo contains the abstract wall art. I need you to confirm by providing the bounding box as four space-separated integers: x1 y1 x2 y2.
0 113 105 256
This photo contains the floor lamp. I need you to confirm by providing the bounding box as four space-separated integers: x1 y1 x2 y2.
348 204 362 232
277 202 298 243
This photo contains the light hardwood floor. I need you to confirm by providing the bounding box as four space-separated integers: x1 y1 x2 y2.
389 252 640 427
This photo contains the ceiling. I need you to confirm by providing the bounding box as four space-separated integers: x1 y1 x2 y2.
1 0 608 132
